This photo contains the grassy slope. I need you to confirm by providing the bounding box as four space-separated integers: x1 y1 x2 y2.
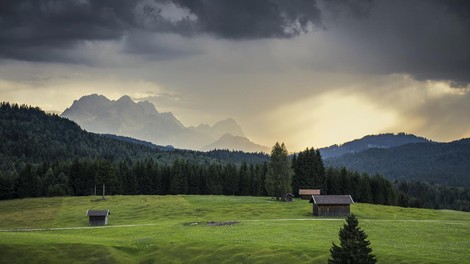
0 195 469 263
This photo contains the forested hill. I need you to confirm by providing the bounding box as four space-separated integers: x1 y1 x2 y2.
0 103 268 168
325 139 470 186
320 133 430 159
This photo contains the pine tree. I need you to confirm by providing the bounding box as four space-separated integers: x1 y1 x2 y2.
265 142 293 200
187 162 201 195
169 159 189 194
292 148 325 195
223 163 239 195
17 164 40 198
238 161 251 196
329 214 377 264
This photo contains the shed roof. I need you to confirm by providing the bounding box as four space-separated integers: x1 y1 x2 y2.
86 209 110 216
309 195 354 205
299 189 321 195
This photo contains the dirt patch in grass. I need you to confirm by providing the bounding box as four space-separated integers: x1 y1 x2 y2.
207 221 239 226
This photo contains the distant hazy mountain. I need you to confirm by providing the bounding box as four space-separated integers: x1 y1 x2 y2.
201 133 270 153
191 118 245 139
319 133 431 159
61 94 265 151
324 138 470 186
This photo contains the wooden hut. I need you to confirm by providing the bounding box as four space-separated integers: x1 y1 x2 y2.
299 189 321 199
309 195 354 216
282 193 294 202
86 209 110 226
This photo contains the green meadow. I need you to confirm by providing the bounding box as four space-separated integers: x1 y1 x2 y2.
0 195 469 263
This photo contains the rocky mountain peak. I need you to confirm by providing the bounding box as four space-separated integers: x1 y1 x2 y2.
60 94 265 151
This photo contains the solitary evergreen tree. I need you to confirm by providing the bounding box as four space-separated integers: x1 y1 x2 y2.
265 142 293 200
329 214 376 264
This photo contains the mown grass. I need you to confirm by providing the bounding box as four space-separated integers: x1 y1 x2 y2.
0 195 469 263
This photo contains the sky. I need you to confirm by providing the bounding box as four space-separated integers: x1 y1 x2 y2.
1 0 470 151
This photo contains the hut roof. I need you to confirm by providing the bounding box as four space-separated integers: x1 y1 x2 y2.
299 189 321 195
86 209 110 216
309 195 354 205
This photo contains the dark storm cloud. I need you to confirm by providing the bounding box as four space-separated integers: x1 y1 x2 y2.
1 0 470 87
321 0 375 18
439 0 470 21
172 0 323 39
0 0 325 62
0 0 133 45
319 0 470 87
0 0 138 61
403 0 470 87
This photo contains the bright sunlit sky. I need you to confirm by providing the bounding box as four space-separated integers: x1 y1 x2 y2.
1 0 470 151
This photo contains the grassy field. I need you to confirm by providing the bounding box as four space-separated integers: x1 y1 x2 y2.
0 195 469 263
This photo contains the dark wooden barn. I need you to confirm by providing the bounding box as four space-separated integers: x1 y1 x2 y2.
299 189 321 199
309 195 354 216
282 193 294 202
86 209 110 226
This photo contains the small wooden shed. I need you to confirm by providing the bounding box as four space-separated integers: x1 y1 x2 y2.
282 193 294 202
299 189 321 199
86 209 110 226
309 195 354 216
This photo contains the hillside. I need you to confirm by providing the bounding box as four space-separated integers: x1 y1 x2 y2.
325 139 470 186
320 133 430 159
0 195 469 264
0 102 268 168
0 102 164 166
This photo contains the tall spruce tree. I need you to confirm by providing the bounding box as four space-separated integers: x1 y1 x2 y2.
239 161 251 196
329 214 377 264
265 142 293 200
292 147 325 195
169 159 188 194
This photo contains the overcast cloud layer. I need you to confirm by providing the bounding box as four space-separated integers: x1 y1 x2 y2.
1 0 470 150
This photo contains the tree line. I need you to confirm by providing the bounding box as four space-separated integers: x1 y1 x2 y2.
1 146 468 212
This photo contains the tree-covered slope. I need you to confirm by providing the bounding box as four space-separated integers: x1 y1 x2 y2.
0 102 268 169
325 139 470 186
320 133 430 159
0 103 164 166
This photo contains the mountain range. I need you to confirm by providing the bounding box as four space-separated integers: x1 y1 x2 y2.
319 133 431 159
320 134 470 186
61 94 268 152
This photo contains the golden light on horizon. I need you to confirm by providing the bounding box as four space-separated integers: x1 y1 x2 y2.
266 91 399 151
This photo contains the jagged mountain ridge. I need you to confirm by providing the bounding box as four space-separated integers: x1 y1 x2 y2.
191 118 245 139
61 94 268 152
319 133 431 159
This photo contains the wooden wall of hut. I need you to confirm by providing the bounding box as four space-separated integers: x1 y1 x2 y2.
313 204 350 216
